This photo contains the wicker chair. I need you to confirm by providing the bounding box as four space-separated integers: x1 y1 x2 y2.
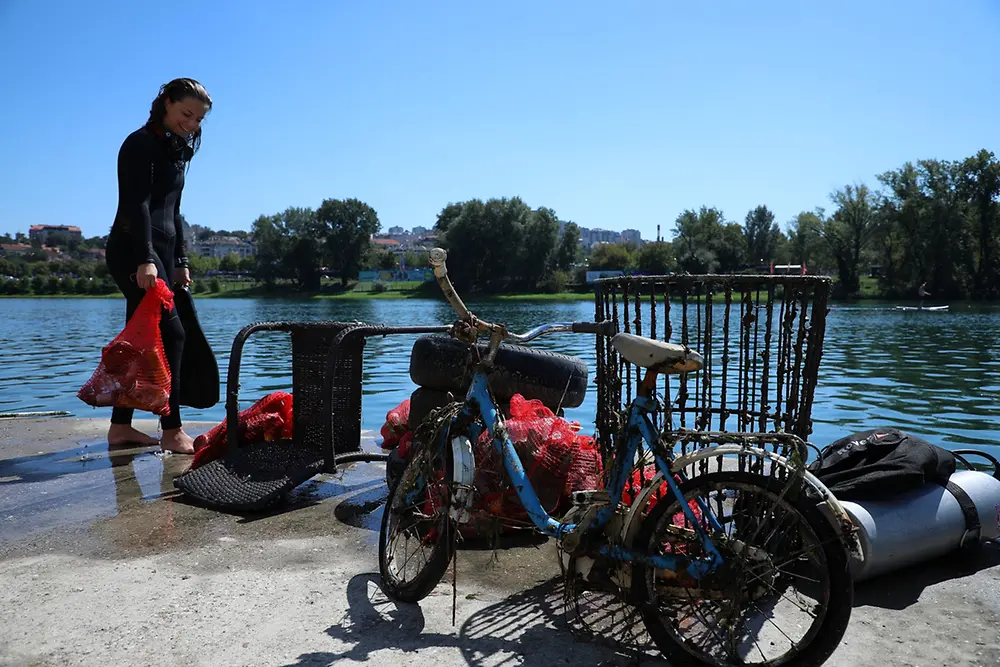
173 321 450 511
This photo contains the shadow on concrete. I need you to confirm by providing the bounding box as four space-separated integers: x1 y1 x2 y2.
854 540 1000 610
168 465 389 525
280 573 658 667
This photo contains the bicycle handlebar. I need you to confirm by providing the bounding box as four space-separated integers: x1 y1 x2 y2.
428 247 616 342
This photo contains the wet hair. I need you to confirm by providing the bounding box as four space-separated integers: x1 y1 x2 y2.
146 78 213 159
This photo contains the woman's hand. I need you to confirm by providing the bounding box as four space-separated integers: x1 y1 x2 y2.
173 267 192 288
136 262 158 290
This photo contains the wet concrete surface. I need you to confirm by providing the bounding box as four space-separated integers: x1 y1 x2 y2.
1 417 999 666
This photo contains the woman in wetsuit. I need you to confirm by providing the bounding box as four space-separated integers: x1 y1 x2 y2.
105 78 212 453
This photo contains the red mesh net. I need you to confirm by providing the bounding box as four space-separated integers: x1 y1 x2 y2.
77 279 175 416
379 399 410 450
469 395 606 526
191 391 294 469
622 464 703 529
380 393 606 534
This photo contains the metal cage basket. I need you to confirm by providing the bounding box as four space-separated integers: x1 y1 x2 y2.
593 273 832 464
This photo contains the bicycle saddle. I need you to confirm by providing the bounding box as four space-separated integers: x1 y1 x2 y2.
611 333 704 374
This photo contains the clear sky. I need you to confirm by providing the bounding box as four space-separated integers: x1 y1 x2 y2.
1 1 997 242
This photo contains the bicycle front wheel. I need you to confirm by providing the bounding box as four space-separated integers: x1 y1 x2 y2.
633 470 853 667
378 433 456 603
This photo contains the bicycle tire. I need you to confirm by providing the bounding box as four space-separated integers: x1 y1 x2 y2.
633 470 853 667
378 434 456 603
408 334 589 409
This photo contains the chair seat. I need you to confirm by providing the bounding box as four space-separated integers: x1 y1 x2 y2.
611 333 703 374
173 439 325 512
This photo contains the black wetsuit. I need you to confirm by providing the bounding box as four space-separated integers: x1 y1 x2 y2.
106 123 191 430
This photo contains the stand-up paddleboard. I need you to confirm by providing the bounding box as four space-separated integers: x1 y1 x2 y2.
895 305 949 311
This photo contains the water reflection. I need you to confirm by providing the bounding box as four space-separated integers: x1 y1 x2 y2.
2 298 1000 454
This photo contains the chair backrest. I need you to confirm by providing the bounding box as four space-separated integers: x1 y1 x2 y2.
289 325 364 456
593 274 832 458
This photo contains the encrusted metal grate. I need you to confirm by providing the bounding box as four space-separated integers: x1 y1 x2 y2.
593 274 831 460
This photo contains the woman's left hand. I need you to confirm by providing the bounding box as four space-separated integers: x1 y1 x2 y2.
173 267 192 288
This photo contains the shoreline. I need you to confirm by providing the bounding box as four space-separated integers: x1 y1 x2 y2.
0 291 989 305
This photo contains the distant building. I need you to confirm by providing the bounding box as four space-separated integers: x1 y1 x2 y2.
29 225 82 245
372 237 402 249
412 226 430 236
578 227 622 248
0 243 32 257
387 226 405 235
622 229 642 244
195 236 256 259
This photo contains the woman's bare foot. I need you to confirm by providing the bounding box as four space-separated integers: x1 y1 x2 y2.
108 424 159 447
160 428 196 454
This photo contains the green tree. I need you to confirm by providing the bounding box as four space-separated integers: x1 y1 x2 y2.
434 202 465 236
588 243 632 271
374 249 398 269
518 207 560 288
787 209 834 273
743 205 779 266
672 207 727 273
634 241 676 275
238 256 257 274
219 252 241 273
716 223 749 273
958 150 1000 298
0 259 21 277
285 207 325 290
251 212 293 285
187 253 218 278
554 222 581 272
820 183 880 295
317 198 381 287
402 251 429 268
439 197 529 291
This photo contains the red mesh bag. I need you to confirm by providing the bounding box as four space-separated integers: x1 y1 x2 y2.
77 279 175 415
191 391 294 469
465 394 605 531
622 464 703 529
379 399 411 450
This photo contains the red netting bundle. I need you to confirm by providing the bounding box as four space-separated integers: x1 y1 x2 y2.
379 394 606 531
77 279 175 416
622 464 703 529
191 391 294 469
467 395 605 526
379 399 411 453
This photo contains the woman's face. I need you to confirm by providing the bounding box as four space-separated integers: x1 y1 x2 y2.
163 96 210 137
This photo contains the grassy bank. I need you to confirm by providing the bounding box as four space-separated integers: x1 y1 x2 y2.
0 276 906 302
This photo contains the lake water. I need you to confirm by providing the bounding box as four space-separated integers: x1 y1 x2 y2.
2 296 1000 456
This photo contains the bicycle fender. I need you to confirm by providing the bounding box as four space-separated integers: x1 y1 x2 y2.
450 434 476 523
617 446 864 564
672 445 865 562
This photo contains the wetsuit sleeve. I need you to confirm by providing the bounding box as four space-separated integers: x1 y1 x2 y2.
117 134 157 265
174 195 190 268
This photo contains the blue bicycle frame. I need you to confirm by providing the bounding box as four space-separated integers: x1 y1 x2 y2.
445 364 728 581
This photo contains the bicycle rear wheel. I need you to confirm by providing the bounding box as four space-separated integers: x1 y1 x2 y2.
633 470 853 667
378 432 455 603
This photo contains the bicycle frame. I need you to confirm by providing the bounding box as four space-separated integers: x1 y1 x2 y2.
444 360 728 580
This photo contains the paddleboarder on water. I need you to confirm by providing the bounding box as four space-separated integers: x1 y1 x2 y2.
918 282 930 309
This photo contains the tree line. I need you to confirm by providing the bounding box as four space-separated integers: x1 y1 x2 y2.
2 147 996 298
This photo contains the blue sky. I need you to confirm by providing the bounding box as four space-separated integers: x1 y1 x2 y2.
1 1 997 242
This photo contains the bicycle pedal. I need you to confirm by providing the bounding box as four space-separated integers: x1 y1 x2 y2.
571 489 610 506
